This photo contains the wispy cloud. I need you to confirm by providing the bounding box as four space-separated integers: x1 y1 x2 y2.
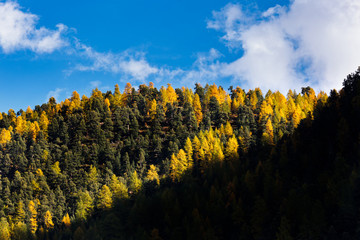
0 1 67 53
46 88 65 102
207 0 360 92
73 42 159 81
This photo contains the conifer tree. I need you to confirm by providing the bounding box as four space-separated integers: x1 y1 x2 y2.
75 191 94 220
224 121 233 137
14 200 26 223
61 213 71 227
166 84 177 104
212 138 224 162
129 170 142 193
0 218 10 240
13 221 28 240
44 210 54 229
193 94 203 125
225 135 239 161
149 99 157 120
97 185 113 209
28 200 38 235
184 137 193 167
0 128 11 145
262 118 274 145
170 154 180 182
109 175 128 199
146 164 160 185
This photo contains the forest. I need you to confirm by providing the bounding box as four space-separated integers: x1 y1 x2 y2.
0 69 359 239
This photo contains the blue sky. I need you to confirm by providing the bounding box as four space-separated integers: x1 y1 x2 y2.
0 0 360 112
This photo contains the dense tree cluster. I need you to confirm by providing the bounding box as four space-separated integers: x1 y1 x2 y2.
0 72 358 239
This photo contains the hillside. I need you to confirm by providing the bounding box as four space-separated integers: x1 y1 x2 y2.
0 71 359 239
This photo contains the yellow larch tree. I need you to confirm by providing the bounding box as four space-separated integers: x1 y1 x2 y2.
121 83 132 105
166 84 177 104
15 116 27 135
286 97 302 127
231 87 245 110
69 90 81 112
129 170 142 193
75 191 94 220
0 218 10 240
193 94 203 125
109 174 128 199
51 161 61 175
44 210 54 230
28 200 38 235
0 128 11 145
14 200 26 224
262 118 274 145
224 121 234 137
212 138 224 162
61 213 71 227
8 109 16 124
232 98 240 112
248 90 259 110
225 135 239 161
184 137 193 168
26 106 33 120
28 121 40 141
145 164 160 185
81 95 89 109
113 84 122 106
39 111 49 134
149 99 157 120
160 84 177 109
177 149 188 173
97 185 113 209
91 87 103 99
207 84 219 102
217 86 226 104
124 82 132 95
104 98 111 112
199 137 211 172
170 149 188 181
259 100 273 123
170 153 179 181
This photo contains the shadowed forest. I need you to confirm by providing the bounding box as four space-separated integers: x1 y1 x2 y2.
0 70 360 239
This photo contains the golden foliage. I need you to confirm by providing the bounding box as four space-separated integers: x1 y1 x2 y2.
28 200 38 234
62 213 71 227
193 94 203 125
146 165 160 185
97 185 113 209
0 128 11 145
44 210 54 229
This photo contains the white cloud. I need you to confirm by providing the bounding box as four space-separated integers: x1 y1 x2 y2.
207 0 360 93
118 59 158 80
207 3 249 49
0 1 67 53
73 42 158 81
90 81 101 88
180 48 224 86
46 88 65 102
